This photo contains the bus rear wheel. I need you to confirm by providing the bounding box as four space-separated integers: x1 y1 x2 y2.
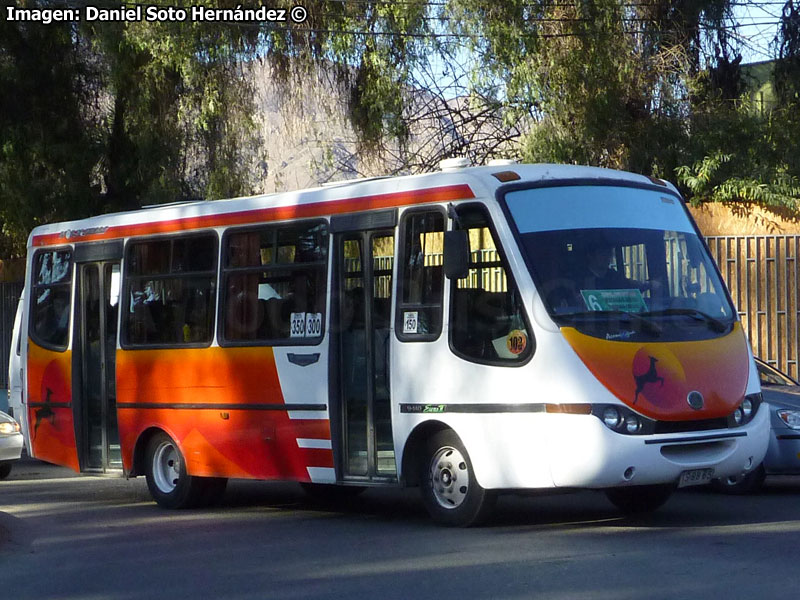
419 430 495 527
605 483 674 514
145 432 226 508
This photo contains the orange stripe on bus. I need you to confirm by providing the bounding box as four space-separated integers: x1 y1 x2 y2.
32 184 475 247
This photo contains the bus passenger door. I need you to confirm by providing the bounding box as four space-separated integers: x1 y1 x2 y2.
75 242 122 472
332 210 397 481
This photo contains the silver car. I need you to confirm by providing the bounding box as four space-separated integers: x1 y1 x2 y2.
0 409 23 480
713 358 800 493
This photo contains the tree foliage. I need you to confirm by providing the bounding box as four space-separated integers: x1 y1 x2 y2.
3 0 800 256
445 0 739 178
774 0 800 106
1 1 266 255
0 1 431 255
676 1 800 210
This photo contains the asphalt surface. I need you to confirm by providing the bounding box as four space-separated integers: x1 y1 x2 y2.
4 455 800 599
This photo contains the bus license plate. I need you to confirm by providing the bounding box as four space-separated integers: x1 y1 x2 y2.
678 468 714 488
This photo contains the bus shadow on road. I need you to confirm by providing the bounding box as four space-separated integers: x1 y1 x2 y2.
197 477 800 530
488 480 800 531
210 479 431 523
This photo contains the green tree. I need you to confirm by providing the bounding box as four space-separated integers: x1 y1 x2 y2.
445 0 738 178
0 17 99 255
675 1 800 210
0 1 436 255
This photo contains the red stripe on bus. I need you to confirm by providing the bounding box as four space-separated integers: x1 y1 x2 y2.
32 184 475 247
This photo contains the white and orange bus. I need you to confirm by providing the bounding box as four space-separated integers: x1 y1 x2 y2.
12 162 769 525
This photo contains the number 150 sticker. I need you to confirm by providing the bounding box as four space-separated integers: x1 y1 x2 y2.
290 312 323 338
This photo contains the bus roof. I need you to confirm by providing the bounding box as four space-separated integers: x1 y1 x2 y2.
28 163 673 248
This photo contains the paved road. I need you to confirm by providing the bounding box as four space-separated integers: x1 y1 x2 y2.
2 455 800 599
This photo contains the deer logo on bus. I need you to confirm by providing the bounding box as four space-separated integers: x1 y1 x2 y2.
634 356 664 404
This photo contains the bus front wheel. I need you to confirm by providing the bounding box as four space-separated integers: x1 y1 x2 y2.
605 484 674 514
419 430 495 526
145 432 225 509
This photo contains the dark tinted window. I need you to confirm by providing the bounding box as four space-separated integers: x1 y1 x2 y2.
124 233 217 346
449 205 531 364
31 249 73 350
222 221 328 344
396 210 444 341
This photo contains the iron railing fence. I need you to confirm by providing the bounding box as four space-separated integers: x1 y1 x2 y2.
706 235 800 381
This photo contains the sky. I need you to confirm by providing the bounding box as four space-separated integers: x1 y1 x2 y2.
734 1 787 63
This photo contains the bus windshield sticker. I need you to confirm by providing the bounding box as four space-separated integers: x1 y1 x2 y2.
506 329 528 355
403 311 419 334
580 289 647 313
290 312 307 337
305 313 322 337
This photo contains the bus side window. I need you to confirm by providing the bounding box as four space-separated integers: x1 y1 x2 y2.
396 209 445 341
220 220 328 345
449 205 532 364
123 233 217 347
30 248 73 351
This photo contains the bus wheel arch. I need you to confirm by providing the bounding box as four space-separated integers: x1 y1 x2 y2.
132 427 165 478
401 421 450 487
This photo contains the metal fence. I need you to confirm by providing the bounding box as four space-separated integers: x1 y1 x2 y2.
1 281 23 390
706 235 800 381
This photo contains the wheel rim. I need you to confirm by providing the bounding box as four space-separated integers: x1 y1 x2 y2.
152 440 180 494
429 445 469 510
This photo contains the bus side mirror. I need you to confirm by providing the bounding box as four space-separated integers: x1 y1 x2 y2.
444 230 470 280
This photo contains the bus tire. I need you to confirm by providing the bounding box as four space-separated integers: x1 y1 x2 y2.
0 463 11 480
605 483 674 514
145 432 206 509
419 430 495 527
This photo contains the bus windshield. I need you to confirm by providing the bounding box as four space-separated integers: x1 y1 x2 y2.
504 184 736 341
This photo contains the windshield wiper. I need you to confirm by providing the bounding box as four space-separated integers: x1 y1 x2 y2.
560 310 663 336
641 308 728 333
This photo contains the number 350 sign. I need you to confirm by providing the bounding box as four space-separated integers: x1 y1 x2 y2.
290 312 323 338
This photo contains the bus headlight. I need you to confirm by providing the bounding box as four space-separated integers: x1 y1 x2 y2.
778 409 800 429
742 397 754 418
625 415 641 434
728 393 761 427
593 405 653 435
603 407 621 429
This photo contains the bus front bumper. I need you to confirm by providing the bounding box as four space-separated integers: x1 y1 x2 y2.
544 404 770 489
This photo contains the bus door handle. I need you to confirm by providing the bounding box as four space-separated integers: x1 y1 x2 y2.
287 352 321 367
